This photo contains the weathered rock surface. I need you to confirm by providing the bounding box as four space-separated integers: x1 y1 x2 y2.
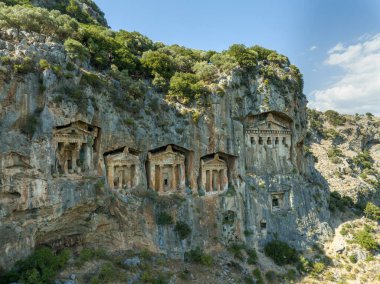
0 29 333 270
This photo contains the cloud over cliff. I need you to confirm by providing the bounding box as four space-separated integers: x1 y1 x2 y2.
309 34 380 116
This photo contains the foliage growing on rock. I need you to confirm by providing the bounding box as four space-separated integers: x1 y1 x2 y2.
174 221 192 240
264 240 298 266
352 227 378 251
1 247 71 284
364 202 380 221
156 212 173 225
184 247 213 266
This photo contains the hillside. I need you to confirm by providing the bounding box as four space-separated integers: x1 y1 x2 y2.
0 1 379 284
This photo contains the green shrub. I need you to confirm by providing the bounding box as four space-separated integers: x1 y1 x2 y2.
141 50 175 79
227 44 258 69
156 212 173 225
228 242 246 260
174 221 191 240
192 61 218 82
64 38 90 61
327 146 343 161
184 247 213 266
76 248 106 267
364 202 380 220
324 110 346 126
210 52 238 72
39 59 50 70
167 72 209 105
66 62 76 71
265 270 277 283
246 248 258 265
311 261 325 277
185 247 213 266
81 71 105 89
98 262 118 282
264 240 298 266
340 227 349 236
328 191 354 212
352 229 378 251
2 247 71 284
349 254 357 263
52 65 63 77
13 57 33 74
252 268 264 284
353 150 373 170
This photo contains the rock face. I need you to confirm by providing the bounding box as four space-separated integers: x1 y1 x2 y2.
0 30 332 269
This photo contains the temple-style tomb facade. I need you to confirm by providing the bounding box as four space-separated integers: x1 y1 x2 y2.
200 153 228 193
104 147 141 191
52 121 100 175
146 144 192 193
245 111 293 174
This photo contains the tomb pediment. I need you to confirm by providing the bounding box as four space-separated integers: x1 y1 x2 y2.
54 125 90 136
148 145 185 163
202 154 226 168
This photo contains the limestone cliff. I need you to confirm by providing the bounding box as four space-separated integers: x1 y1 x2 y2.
0 24 337 273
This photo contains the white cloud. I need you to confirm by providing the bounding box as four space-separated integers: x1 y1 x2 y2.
309 45 318 51
309 34 380 116
328 42 344 54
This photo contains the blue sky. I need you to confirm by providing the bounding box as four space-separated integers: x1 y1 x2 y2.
94 0 380 115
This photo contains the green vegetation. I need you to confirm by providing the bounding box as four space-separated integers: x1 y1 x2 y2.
227 243 257 264
264 240 298 266
64 38 90 61
252 268 264 284
13 57 33 74
353 150 373 170
156 212 173 225
89 262 121 284
1 247 71 284
228 242 246 260
174 221 191 240
38 59 50 70
349 254 358 263
327 146 344 164
76 248 106 267
364 202 380 220
246 248 258 265
0 3 80 39
323 128 343 141
310 261 326 277
0 0 106 26
167 72 210 105
184 247 213 266
352 227 378 251
324 110 346 126
227 44 258 69
328 191 354 212
307 108 323 134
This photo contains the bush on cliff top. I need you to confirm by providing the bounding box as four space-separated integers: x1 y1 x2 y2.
0 2 303 109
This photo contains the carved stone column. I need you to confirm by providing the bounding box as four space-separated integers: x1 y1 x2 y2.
108 164 114 189
209 170 213 192
63 143 69 174
171 164 176 191
126 165 131 189
158 165 163 193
